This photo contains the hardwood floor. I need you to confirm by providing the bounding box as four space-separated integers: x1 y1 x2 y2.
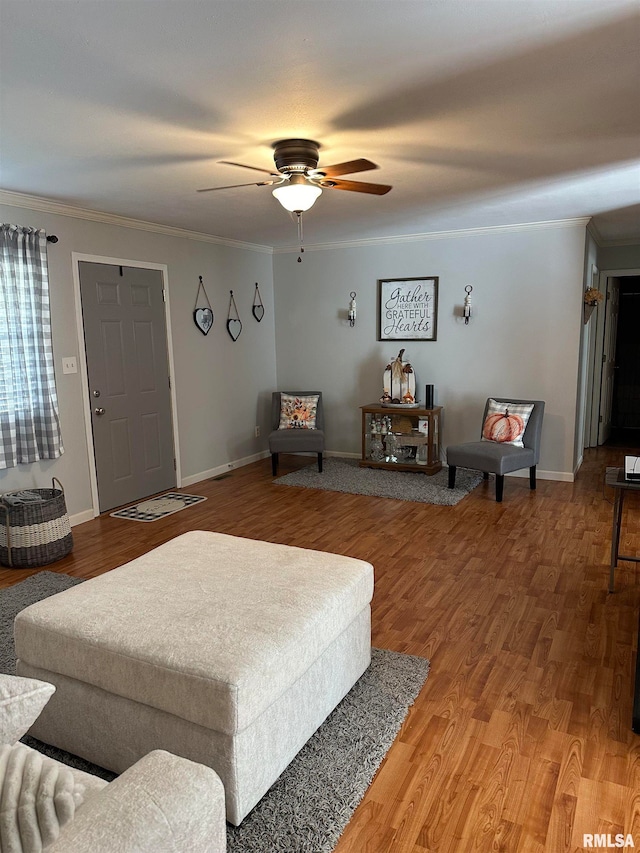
2 447 639 851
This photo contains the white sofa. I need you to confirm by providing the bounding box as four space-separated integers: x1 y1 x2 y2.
0 674 226 853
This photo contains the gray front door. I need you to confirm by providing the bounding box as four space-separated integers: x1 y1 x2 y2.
79 262 175 512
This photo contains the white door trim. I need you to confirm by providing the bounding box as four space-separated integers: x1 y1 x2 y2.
71 253 181 517
588 267 640 447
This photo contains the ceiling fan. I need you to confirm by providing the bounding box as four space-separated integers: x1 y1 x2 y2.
197 138 392 213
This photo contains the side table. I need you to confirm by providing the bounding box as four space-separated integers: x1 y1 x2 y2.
360 404 442 475
605 466 640 593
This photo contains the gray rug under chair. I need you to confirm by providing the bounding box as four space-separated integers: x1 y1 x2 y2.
275 456 483 505
1 571 430 853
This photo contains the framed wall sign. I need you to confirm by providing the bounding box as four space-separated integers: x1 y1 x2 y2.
378 276 439 341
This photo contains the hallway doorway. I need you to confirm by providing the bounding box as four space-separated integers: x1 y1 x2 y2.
587 269 640 451
606 275 640 448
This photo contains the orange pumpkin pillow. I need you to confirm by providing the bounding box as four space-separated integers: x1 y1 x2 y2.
481 400 534 448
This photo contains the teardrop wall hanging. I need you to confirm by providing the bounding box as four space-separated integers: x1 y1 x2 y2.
252 282 265 322
193 275 214 335
226 290 242 341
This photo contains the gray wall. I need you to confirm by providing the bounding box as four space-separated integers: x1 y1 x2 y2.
0 200 600 520
0 202 276 517
599 244 640 270
273 223 587 479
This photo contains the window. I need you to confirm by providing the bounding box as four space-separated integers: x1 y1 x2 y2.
0 225 63 469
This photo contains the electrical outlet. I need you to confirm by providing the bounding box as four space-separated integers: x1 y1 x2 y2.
62 356 77 374
255 425 260 438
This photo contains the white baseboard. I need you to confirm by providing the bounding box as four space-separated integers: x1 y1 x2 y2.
180 450 270 487
506 468 574 483
328 452 574 481
69 509 96 527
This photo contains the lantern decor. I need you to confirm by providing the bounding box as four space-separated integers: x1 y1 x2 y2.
380 348 418 407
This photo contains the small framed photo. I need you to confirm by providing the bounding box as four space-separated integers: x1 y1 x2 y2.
378 276 439 341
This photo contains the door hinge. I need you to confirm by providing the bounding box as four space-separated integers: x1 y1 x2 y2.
602 353 606 363
162 289 166 302
173 458 176 471
599 415 603 423
168 375 171 389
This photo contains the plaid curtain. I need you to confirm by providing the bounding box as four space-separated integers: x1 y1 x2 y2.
0 224 64 468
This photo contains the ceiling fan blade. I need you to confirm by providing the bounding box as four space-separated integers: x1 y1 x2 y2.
323 178 392 195
314 159 378 178
197 180 276 192
219 160 279 176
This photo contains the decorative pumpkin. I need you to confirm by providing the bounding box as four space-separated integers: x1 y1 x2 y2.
482 407 525 443
381 348 416 405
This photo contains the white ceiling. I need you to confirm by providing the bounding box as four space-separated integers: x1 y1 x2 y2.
1 0 639 249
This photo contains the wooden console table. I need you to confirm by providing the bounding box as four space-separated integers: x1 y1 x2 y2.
360 403 442 475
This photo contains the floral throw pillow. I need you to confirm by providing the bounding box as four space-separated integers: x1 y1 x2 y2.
481 399 534 448
278 394 319 430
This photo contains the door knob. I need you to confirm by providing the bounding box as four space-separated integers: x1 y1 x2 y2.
94 407 105 416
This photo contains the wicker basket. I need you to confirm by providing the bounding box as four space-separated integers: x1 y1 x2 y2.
0 478 73 568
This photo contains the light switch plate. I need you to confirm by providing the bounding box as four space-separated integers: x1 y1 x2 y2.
62 357 77 374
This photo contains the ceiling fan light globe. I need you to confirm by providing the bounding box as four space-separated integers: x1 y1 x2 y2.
272 183 322 212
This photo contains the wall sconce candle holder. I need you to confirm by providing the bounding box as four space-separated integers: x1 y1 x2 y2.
463 285 473 324
348 292 357 327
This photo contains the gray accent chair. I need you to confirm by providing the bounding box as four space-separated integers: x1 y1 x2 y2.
446 398 545 502
269 391 325 476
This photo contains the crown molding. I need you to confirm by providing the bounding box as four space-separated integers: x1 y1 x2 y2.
0 189 273 254
586 217 640 248
1 189 606 254
586 217 603 246
272 217 592 254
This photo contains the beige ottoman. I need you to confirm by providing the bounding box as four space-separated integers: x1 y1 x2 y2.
15 531 374 825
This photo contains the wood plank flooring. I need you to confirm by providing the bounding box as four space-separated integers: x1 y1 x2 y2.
2 447 639 852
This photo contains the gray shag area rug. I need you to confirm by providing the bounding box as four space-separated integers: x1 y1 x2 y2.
275 457 483 505
2 572 430 852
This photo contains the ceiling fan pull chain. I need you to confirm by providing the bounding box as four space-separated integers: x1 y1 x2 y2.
297 212 304 263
